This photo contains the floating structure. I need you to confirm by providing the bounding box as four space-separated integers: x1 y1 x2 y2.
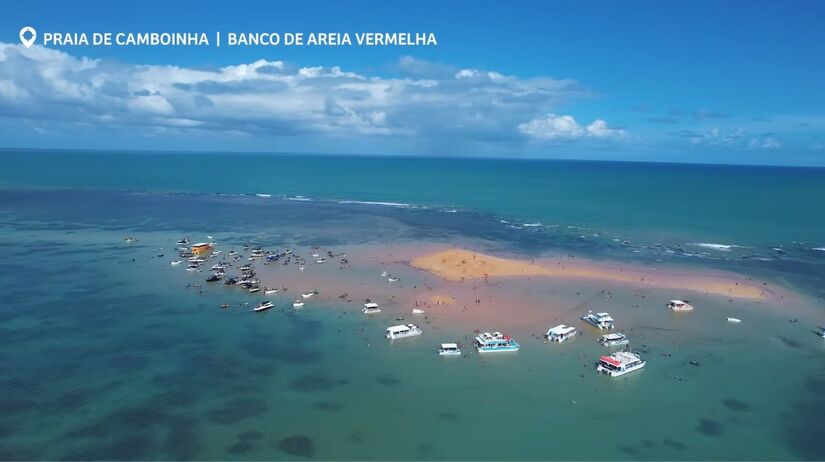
191 243 214 255
386 324 423 340
599 332 629 347
254 301 273 312
292 300 305 308
438 343 461 356
668 300 694 311
726 317 742 323
581 311 615 330
412 308 425 315
597 351 646 377
545 324 577 342
475 332 520 353
362 302 381 314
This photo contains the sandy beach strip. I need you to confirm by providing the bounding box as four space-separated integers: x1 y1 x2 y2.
409 248 775 301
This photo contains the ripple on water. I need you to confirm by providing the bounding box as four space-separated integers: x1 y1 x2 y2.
276 435 315 458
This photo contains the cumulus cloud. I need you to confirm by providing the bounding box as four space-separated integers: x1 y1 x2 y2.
0 43 615 147
518 113 626 140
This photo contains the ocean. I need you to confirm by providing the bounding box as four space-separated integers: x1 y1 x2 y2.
1 149 824 460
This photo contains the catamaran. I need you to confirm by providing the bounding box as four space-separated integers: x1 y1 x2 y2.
254 301 274 312
599 332 629 347
362 302 381 314
597 351 646 377
668 300 694 311
438 343 462 356
545 324 577 342
581 311 615 329
386 324 423 340
475 332 520 353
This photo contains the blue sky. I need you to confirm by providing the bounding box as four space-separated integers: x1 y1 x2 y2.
1 0 824 165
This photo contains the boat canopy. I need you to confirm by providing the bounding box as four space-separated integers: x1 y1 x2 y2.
600 355 622 367
547 324 576 336
387 325 410 334
441 343 458 349
364 302 379 308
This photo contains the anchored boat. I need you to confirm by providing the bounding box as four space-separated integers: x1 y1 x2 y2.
438 343 462 356
668 299 694 311
599 332 629 347
386 324 423 340
545 324 577 342
597 351 646 377
581 311 615 330
475 332 520 353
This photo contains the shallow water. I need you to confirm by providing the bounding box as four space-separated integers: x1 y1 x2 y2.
1 158 824 460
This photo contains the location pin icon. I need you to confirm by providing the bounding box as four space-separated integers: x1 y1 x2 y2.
19 26 37 48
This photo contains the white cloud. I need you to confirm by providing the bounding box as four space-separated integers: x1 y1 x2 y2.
518 113 625 140
0 43 607 146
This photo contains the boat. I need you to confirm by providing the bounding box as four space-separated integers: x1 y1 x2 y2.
292 300 305 308
124 236 138 243
597 351 646 377
475 332 520 353
301 291 317 299
264 288 279 295
254 301 274 312
412 308 425 314
581 311 615 329
205 274 222 282
820 327 825 338
386 324 423 340
545 324 577 342
312 253 320 258
188 257 205 264
387 277 400 282
315 258 327 264
248 286 261 293
438 343 462 356
170 260 182 266
668 300 694 311
191 243 214 255
362 302 381 314
380 271 388 277
726 317 742 323
599 332 629 347
186 264 200 272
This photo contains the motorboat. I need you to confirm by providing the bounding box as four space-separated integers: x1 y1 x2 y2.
726 317 742 323
254 301 274 312
668 300 694 311
170 260 182 266
292 300 305 308
598 332 629 347
412 309 425 314
386 324 423 340
545 324 577 342
475 332 519 353
264 288 279 295
363 302 381 314
581 311 615 329
438 343 462 356
597 351 646 377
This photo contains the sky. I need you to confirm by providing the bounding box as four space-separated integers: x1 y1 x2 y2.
1 0 824 165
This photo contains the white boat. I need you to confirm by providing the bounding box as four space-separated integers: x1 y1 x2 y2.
668 299 694 311
301 291 316 299
599 332 629 347
362 302 381 314
597 351 646 377
264 288 279 295
387 277 400 282
581 311 615 329
438 343 462 356
412 308 425 315
254 301 274 312
726 317 742 323
188 257 206 264
315 258 326 264
248 286 261 293
186 264 200 272
311 253 320 258
170 260 182 266
386 324 423 340
545 324 577 342
820 327 825 338
380 271 388 277
292 300 305 308
475 332 520 353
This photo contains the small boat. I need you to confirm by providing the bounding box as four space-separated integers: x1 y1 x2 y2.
223 278 238 285
311 253 320 258
264 288 279 295
386 324 423 340
363 302 381 314
219 304 229 309
254 301 274 312
438 343 462 356
668 300 694 311
315 258 327 264
205 274 222 282
820 327 825 338
581 311 615 330
597 351 646 377
301 291 316 299
186 264 200 272
248 286 261 293
188 257 206 264
545 324 577 342
475 332 519 353
124 236 138 243
726 317 742 323
412 308 425 315
170 260 182 266
292 300 305 308
381 271 388 277
387 277 400 282
598 332 629 347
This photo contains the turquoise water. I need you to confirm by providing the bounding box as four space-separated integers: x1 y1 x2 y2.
1 150 825 460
